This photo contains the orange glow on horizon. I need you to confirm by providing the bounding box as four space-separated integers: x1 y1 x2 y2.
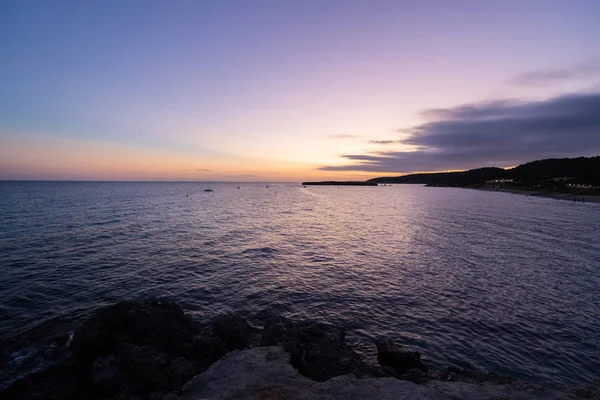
0 129 513 182
0 130 397 181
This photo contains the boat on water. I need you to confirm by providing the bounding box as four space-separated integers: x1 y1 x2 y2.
204 189 214 192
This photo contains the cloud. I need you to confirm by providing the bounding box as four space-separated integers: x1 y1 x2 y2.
221 174 261 178
320 92 600 173
327 133 361 139
511 62 600 87
181 168 212 172
369 140 402 145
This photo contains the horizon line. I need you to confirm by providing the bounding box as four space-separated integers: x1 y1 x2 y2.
0 179 306 184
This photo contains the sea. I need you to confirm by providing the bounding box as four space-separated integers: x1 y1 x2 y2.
0 181 599 389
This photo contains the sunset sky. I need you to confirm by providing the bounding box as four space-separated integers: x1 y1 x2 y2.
1 0 600 181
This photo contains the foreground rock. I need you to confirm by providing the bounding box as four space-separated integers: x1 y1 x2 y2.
260 316 381 381
2 300 235 399
3 300 594 400
181 346 451 400
181 346 576 400
376 338 428 375
70 300 225 398
213 314 253 350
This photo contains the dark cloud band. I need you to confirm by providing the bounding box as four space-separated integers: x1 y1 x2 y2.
321 92 600 173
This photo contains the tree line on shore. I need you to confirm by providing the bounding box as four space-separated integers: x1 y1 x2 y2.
367 156 600 187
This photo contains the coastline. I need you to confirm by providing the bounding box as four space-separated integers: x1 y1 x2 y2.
465 186 600 203
2 300 598 400
302 181 378 186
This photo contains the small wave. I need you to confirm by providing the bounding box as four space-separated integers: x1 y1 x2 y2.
240 247 278 255
0 335 72 392
90 219 121 226
9 348 38 367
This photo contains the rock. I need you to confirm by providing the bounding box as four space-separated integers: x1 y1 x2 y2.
381 365 400 378
91 355 119 395
260 315 288 346
180 346 454 400
376 338 428 374
4 300 230 400
575 387 594 398
7 301 575 400
125 345 171 393
439 365 462 381
68 300 226 398
260 317 378 382
261 317 345 347
447 365 462 374
404 368 428 384
71 300 200 367
180 346 575 400
191 335 226 368
427 379 573 400
212 314 253 350
148 391 167 400
444 367 515 385
167 357 195 389
51 333 71 347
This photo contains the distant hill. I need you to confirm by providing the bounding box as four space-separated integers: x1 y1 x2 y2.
367 167 506 186
367 156 600 186
506 156 600 183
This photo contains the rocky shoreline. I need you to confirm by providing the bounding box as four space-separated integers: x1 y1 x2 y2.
1 300 597 399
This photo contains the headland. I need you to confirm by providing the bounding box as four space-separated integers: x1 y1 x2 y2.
302 181 378 186
307 156 600 202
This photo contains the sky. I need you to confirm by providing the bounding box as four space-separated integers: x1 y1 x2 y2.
1 0 600 181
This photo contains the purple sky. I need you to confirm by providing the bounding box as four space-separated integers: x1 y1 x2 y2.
1 0 599 180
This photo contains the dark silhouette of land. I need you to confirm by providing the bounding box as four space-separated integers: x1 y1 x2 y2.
368 156 600 187
302 181 377 186
306 157 600 198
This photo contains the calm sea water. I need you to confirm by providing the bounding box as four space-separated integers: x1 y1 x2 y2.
0 181 599 388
